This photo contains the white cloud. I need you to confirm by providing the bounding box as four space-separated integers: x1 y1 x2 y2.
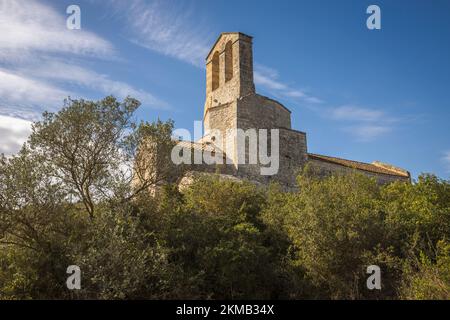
254 64 322 104
254 71 287 91
329 105 398 141
331 105 385 122
0 0 115 61
443 151 450 173
22 60 170 109
343 125 391 142
253 64 279 80
109 0 212 67
304 96 323 104
0 0 169 122
0 115 32 156
0 68 71 119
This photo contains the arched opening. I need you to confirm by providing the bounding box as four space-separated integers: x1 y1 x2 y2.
211 51 220 91
225 41 233 82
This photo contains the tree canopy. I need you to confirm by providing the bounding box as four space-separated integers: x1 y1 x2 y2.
0 96 448 299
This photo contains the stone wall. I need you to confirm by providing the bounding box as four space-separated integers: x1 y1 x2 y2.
232 94 306 188
203 101 237 166
308 158 410 184
237 94 291 130
278 128 308 187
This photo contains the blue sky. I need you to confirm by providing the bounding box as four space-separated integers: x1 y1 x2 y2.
0 0 449 179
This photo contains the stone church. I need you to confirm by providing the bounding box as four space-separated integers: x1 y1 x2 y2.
175 32 410 189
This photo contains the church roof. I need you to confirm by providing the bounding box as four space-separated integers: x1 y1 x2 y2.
308 153 410 178
175 141 409 178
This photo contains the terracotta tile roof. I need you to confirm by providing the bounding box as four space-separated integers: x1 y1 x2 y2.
174 143 409 178
308 153 410 178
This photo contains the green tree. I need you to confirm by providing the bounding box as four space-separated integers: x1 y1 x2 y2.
382 174 450 257
400 240 450 299
267 168 403 299
155 177 288 299
0 96 178 299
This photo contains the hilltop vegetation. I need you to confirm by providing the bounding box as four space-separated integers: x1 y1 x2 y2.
0 97 449 299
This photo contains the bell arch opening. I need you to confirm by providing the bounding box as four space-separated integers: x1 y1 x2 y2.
211 51 220 91
225 41 233 82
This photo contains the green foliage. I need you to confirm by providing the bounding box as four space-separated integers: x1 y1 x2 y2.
400 240 450 299
74 209 170 299
288 174 377 298
0 96 449 300
382 174 450 256
152 178 286 299
29 96 140 218
0 97 177 299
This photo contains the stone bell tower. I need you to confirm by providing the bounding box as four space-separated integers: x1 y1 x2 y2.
201 32 308 187
203 32 255 134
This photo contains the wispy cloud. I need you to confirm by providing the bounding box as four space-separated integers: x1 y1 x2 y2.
331 105 385 122
0 68 71 120
329 105 397 141
254 64 323 105
108 0 213 67
343 124 392 142
443 151 450 173
0 0 115 62
22 60 170 110
0 0 170 156
0 115 32 156
0 0 168 113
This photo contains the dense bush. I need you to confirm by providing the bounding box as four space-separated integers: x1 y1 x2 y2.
0 97 448 299
400 240 450 299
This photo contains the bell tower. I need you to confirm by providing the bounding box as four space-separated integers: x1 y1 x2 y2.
198 32 308 187
203 32 255 122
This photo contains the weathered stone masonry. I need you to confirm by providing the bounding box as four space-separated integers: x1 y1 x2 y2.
177 32 410 188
